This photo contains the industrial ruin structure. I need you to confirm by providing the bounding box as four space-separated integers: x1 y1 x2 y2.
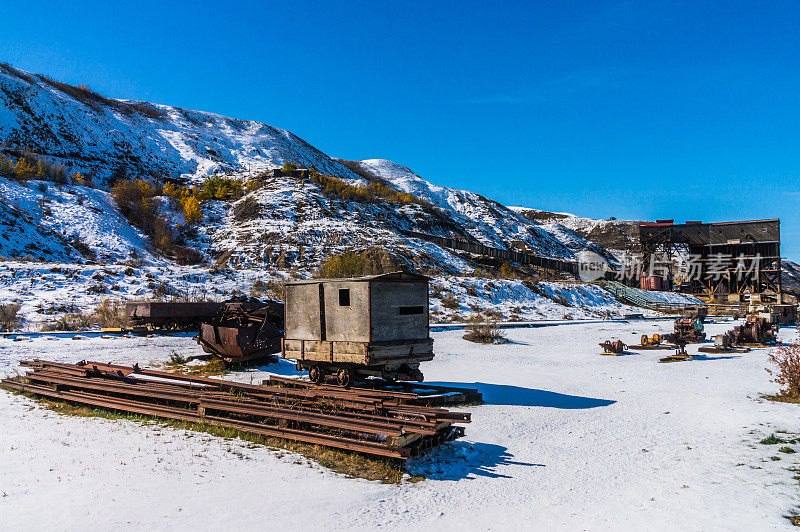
638 219 782 301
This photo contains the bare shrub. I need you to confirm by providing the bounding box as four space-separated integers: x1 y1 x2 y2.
68 235 97 262
0 302 22 331
463 319 507 344
233 196 261 221
90 299 127 328
42 311 92 331
251 279 285 301
175 246 204 265
767 343 800 400
440 293 459 310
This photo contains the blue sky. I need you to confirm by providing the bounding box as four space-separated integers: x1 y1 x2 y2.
1 1 799 258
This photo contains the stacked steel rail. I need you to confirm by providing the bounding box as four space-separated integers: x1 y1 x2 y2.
1 360 471 459
265 375 484 406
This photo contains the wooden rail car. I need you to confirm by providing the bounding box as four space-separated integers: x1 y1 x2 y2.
125 301 226 330
282 272 434 387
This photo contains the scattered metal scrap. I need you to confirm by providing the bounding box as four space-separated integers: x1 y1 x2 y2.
1 360 471 460
630 333 672 350
659 344 694 363
661 317 706 344
706 314 779 350
599 340 627 355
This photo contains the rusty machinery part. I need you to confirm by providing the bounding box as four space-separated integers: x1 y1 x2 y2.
4 359 473 460
640 333 662 346
682 305 709 323
724 315 779 346
714 332 734 349
599 340 627 354
659 344 693 363
195 300 285 363
662 317 706 345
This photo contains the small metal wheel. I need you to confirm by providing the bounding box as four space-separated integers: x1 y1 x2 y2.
336 367 352 388
308 365 324 385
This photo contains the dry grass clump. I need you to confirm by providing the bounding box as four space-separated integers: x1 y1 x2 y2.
41 311 92 331
250 278 285 301
0 302 22 331
40 299 127 331
440 293 459 310
462 318 508 344
90 299 127 328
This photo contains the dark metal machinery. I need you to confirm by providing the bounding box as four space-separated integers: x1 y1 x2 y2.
195 301 285 364
638 219 782 299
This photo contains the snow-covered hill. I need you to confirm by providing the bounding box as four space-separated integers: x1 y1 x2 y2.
0 63 699 326
0 63 359 183
354 159 609 258
510 206 641 254
0 63 616 270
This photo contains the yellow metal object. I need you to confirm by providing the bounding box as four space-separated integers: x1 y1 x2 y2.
640 334 661 346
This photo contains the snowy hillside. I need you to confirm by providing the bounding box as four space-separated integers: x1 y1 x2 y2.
0 63 359 183
355 159 613 260
0 177 155 263
0 63 703 327
511 206 641 254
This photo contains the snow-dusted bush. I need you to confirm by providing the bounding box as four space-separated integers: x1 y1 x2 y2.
90 299 127 328
440 293 459 310
0 302 21 331
767 343 800 399
463 320 507 344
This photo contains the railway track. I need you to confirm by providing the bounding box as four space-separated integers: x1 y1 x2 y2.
0 360 471 459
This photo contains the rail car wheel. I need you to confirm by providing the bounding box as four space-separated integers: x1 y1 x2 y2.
308 365 324 384
336 367 353 388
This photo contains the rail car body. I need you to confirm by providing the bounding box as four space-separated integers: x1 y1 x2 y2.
125 301 225 330
282 272 433 386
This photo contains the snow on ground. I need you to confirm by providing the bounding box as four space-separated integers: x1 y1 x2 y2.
0 258 696 328
1 321 798 530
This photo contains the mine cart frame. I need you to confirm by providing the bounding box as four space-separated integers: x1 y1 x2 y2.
282 272 433 386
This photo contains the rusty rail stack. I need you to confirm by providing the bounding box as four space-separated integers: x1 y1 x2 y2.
1 360 471 459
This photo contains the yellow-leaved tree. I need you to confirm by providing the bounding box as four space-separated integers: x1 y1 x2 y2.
182 196 202 224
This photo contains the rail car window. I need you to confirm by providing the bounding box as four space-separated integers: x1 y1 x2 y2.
399 305 424 315
338 289 350 307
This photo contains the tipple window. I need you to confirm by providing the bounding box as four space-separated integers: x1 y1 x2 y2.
338 289 350 306
399 306 424 315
